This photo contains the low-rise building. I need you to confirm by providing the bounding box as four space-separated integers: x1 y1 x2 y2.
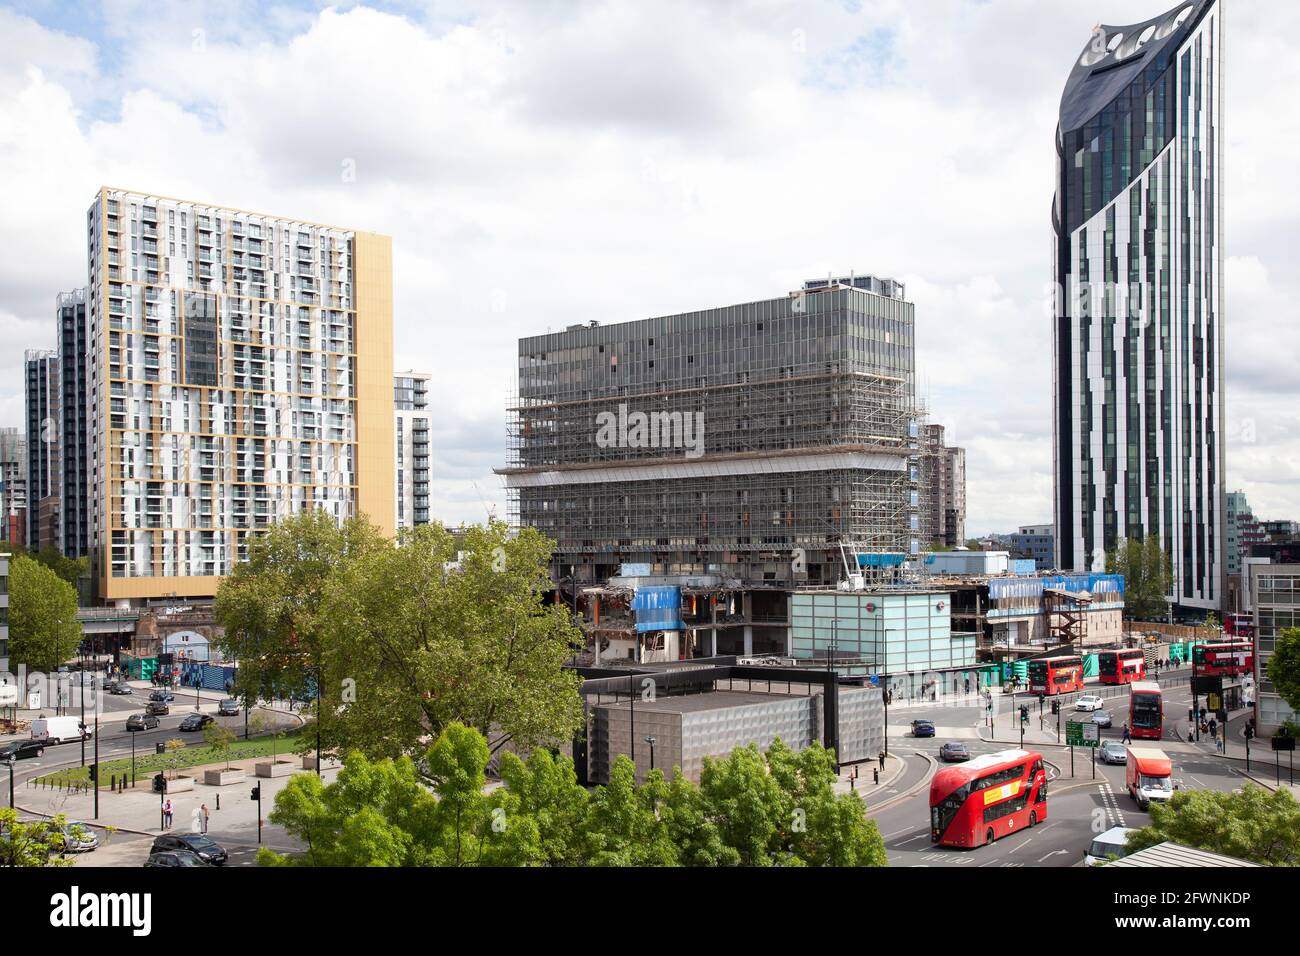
1249 562 1298 735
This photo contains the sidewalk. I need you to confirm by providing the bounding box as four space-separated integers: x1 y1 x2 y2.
18 751 342 862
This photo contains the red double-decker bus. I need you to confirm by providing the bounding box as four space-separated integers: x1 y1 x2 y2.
1027 655 1085 695
1098 649 1147 685
930 749 1048 848
1192 641 1253 678
1128 681 1163 740
1224 614 1255 638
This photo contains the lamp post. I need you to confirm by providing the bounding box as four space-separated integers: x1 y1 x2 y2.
130 728 137 786
645 735 656 772
6 756 14 809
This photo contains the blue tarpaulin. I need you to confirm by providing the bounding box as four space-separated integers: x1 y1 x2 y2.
632 586 686 633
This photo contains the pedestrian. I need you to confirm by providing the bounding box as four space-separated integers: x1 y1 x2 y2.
964 678 971 695
1121 722 1131 744
1208 718 1217 738
200 803 210 834
163 799 173 829
878 750 886 772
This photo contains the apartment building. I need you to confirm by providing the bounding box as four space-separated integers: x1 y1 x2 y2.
1249 563 1299 735
918 423 966 548
0 428 26 546
85 188 394 602
394 370 431 530
24 348 59 551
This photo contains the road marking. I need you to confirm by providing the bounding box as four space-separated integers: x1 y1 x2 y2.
1098 780 1127 827
897 834 928 844
1038 849 1069 863
1008 836 1033 853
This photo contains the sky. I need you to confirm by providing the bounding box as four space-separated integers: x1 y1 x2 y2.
0 0 1296 536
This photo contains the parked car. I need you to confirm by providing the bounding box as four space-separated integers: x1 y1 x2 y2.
152 833 227 866
911 719 936 738
148 690 175 703
144 849 211 868
106 681 134 695
217 698 240 717
1092 710 1113 729
125 713 160 732
59 821 98 853
144 701 170 717
1075 695 1105 712
0 739 46 761
939 741 970 762
1099 740 1128 765
179 713 215 732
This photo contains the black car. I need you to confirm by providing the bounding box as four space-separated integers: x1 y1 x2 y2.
144 701 170 717
148 690 175 703
939 742 971 762
911 719 936 738
179 713 215 732
0 739 47 761
144 849 211 868
152 833 227 865
125 713 160 732
217 698 240 717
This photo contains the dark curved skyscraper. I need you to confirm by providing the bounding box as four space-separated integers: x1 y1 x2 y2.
1052 1 1223 611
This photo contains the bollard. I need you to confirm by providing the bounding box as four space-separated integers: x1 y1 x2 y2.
216 794 221 811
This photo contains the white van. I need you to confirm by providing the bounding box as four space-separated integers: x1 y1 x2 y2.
30 716 91 744
1083 826 1138 865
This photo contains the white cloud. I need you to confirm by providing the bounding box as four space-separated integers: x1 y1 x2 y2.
0 0 1296 538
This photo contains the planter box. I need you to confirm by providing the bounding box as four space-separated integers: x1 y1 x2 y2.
301 755 338 771
163 776 195 793
255 760 296 778
203 768 246 786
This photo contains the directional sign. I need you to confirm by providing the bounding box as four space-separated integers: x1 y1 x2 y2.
1066 721 1100 748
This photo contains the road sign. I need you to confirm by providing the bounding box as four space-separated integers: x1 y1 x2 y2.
1273 735 1296 753
1066 721 1100 748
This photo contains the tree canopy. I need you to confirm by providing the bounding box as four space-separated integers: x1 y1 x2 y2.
1106 536 1171 620
260 723 888 868
1267 627 1300 719
216 514 585 766
7 555 81 671
1124 784 1300 866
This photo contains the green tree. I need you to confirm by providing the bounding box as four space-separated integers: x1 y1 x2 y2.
496 748 592 866
34 546 89 588
261 724 539 867
1267 627 1300 716
585 758 678 866
203 722 237 770
1106 536 1171 620
317 520 584 762
0 809 77 867
7 556 81 671
215 509 385 737
1124 784 1300 866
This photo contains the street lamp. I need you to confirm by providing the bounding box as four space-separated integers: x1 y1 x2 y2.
644 735 656 772
6 755 14 809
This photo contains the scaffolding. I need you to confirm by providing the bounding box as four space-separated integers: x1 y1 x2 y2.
497 282 925 588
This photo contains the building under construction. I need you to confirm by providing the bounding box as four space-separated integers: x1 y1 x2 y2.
498 275 924 662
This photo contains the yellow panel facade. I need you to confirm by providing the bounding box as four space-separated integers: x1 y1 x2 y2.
352 231 396 537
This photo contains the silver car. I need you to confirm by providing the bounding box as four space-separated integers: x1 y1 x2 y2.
1099 740 1128 764
60 821 98 852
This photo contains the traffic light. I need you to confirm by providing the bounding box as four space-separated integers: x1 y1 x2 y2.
250 785 261 802
88 763 97 782
1019 705 1029 720
1051 700 1060 715
1245 724 1255 740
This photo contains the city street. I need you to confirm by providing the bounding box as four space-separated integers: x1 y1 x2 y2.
864 667 1266 867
